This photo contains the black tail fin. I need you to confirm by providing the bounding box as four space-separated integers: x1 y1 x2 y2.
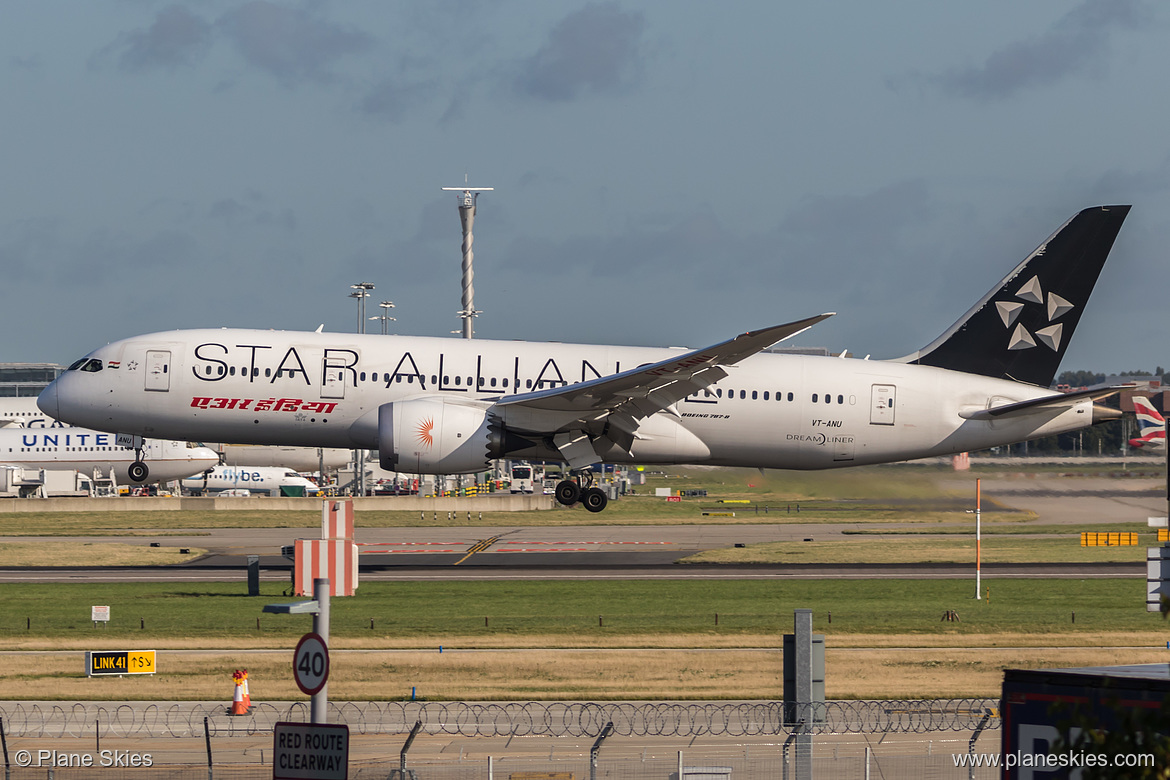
901 205 1130 387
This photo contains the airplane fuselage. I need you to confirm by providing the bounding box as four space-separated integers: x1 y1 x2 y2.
0 426 220 484
41 328 1096 471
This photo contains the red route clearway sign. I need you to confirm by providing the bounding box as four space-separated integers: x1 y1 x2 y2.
273 722 348 780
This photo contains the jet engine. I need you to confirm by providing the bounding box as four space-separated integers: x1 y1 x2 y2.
378 397 495 474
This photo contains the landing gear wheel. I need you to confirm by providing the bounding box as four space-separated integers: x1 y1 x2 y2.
555 480 581 506
582 487 608 513
128 461 149 483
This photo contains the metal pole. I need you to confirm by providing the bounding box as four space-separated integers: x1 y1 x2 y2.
311 578 330 724
203 716 212 780
589 722 613 780
975 478 982 599
794 609 813 780
1 716 10 780
968 709 992 780
401 720 422 774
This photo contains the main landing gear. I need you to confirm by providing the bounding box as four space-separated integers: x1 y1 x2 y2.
554 473 608 513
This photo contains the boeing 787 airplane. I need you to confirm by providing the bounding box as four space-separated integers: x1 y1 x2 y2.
39 205 1130 512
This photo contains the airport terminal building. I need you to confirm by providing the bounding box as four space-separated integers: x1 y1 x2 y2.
0 363 62 397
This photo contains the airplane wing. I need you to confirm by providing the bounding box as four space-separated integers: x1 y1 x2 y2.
958 386 1123 421
492 313 834 466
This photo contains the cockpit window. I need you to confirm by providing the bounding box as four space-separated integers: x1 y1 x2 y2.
79 359 104 373
67 359 87 371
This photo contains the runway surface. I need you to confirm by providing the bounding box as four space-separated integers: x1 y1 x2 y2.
0 472 1161 581
0 561 1141 582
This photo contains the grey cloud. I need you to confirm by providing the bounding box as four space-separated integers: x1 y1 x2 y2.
933 0 1150 99
360 77 434 122
0 217 63 284
114 5 213 72
513 3 646 101
208 197 298 231
216 1 373 86
9 55 42 72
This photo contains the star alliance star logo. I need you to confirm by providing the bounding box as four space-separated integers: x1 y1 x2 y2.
994 275 1074 352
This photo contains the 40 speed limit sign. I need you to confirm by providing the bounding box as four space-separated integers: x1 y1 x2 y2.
293 632 329 696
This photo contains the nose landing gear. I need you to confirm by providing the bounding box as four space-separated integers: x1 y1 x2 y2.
128 442 149 483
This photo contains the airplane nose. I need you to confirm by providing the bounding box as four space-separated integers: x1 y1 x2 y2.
37 381 59 420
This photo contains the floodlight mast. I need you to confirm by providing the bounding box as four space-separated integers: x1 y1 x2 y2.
441 185 493 339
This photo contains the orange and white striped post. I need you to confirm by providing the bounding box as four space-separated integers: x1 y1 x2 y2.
975 478 982 600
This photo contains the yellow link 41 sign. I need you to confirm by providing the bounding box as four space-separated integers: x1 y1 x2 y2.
85 650 156 677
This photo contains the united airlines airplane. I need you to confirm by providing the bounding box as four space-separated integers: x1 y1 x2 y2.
0 427 219 485
39 206 1130 512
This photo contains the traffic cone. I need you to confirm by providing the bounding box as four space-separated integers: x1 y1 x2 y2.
241 669 251 710
229 670 249 716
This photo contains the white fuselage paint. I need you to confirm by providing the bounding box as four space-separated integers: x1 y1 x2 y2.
0 426 220 484
181 465 320 496
41 329 1095 472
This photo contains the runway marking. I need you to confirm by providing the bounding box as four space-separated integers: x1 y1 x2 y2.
453 535 502 566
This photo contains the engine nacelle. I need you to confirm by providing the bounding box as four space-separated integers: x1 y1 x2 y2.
378 398 494 474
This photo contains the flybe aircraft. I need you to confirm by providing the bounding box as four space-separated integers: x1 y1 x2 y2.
39 205 1130 512
181 465 322 497
0 427 220 485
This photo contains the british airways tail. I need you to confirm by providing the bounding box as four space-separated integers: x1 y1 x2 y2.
900 205 1131 387
1130 396 1166 449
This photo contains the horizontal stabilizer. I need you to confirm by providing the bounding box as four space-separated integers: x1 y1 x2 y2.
959 386 1123 421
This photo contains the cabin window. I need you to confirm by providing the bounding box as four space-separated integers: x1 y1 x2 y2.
751 391 757 400
229 366 236 376
455 376 461 386
739 390 746 400
763 391 769 400
526 379 532 389
838 394 844 404
503 378 509 388
407 375 414 383
264 368 271 377
478 377 485 387
467 377 473 387
812 394 818 402
359 372 366 381
490 378 497 387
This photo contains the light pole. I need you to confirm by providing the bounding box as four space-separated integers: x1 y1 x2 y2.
349 283 375 334
348 283 374 498
441 183 493 339
369 301 396 335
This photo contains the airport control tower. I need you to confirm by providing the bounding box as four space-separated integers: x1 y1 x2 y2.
441 183 493 339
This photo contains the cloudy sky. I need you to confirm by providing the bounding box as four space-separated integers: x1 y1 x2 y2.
2 1 1166 375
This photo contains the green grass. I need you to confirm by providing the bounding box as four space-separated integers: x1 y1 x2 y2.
1 579 1162 642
